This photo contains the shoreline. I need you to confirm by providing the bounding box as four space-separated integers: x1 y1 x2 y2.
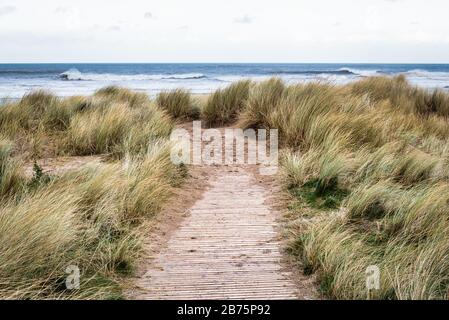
2 63 449 100
1 80 448 103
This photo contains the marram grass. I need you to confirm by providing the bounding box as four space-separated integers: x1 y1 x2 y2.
156 89 200 121
248 76 449 299
202 80 251 126
0 88 184 299
170 75 449 299
2 77 449 300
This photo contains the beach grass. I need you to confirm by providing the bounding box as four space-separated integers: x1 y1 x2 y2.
0 137 25 199
236 76 449 299
2 76 449 300
0 89 185 299
156 89 201 121
202 80 251 126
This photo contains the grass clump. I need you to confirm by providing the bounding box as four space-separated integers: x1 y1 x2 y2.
241 76 449 299
0 91 61 135
239 78 285 128
290 179 348 211
64 94 173 157
0 138 25 199
202 80 251 126
94 86 149 109
0 87 185 299
156 89 200 121
0 87 172 159
351 75 449 117
0 141 185 299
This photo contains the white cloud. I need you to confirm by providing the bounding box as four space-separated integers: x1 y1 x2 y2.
0 0 448 63
107 25 121 32
0 5 15 16
54 6 69 13
233 14 254 24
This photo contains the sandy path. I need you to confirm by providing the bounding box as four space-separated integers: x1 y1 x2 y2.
126 126 316 300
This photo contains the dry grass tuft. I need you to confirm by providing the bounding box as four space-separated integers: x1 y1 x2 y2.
0 138 25 199
0 140 184 299
239 78 285 128
0 87 184 299
239 76 449 299
156 89 200 121
3 79 449 299
202 80 251 126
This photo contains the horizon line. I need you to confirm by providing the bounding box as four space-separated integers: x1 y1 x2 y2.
2 61 449 65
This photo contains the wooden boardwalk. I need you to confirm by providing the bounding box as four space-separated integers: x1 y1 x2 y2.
131 167 301 300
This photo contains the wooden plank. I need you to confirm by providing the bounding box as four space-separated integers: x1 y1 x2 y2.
131 169 300 300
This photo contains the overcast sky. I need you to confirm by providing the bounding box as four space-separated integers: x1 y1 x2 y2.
0 0 448 63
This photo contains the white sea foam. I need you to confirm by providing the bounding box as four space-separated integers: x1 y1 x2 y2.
403 69 449 79
1 65 449 99
59 68 206 81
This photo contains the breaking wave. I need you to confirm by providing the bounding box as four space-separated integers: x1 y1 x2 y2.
268 67 383 77
59 69 207 81
403 69 449 79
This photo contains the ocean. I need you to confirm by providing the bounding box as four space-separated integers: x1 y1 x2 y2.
1 63 449 98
